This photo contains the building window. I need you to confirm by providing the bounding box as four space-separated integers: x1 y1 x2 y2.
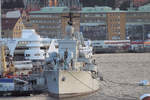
112 36 120 40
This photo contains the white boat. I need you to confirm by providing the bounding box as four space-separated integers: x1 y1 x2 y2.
44 16 100 98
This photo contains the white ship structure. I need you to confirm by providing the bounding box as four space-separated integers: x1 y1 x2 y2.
23 29 45 61
44 17 100 98
80 40 93 58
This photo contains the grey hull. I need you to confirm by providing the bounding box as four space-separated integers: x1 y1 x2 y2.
45 70 100 98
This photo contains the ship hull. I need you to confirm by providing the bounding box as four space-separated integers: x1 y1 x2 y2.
45 70 100 98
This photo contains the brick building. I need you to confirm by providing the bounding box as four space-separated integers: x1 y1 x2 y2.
29 4 150 40
29 7 80 38
80 7 126 40
126 3 150 40
107 11 126 40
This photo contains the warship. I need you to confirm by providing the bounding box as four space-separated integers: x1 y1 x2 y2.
44 11 100 98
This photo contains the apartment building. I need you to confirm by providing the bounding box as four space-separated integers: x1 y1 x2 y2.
80 7 126 40
80 7 108 40
29 4 150 40
126 3 150 40
29 6 126 40
107 11 126 40
29 7 80 38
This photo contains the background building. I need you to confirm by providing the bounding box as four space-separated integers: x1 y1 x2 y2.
29 7 69 38
29 6 126 40
107 11 126 40
80 7 108 40
115 0 150 8
29 7 80 38
3 0 150 40
80 7 126 40
2 18 19 38
23 0 48 9
2 10 37 38
126 3 150 40
29 0 81 38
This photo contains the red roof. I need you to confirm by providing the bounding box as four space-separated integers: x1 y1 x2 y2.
2 18 19 30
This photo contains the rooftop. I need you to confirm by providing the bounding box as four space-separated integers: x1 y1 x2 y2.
81 6 112 13
30 6 127 14
29 5 150 14
6 10 21 18
81 6 127 13
138 3 150 11
30 7 69 14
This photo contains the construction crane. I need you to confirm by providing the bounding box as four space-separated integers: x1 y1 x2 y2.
1 45 7 77
0 43 16 77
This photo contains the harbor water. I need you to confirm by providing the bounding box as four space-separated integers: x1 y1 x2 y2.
0 53 150 100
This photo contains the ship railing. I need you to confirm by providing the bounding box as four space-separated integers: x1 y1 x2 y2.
44 62 96 71
79 66 90 71
44 65 82 71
